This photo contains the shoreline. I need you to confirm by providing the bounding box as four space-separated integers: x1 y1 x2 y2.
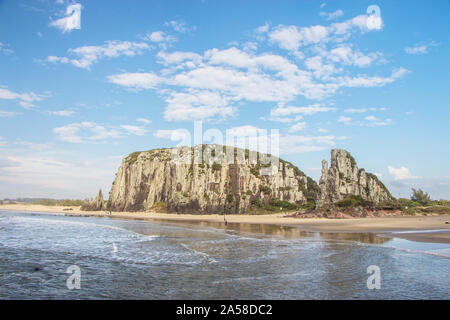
1 203 450 244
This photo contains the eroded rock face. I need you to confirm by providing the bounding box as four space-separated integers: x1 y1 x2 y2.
107 145 318 213
316 149 393 207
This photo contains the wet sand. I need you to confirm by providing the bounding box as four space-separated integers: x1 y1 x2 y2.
1 203 450 243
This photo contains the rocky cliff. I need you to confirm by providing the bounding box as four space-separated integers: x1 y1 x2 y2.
316 149 393 208
106 144 318 213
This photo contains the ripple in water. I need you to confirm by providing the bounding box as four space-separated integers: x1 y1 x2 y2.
0 211 449 299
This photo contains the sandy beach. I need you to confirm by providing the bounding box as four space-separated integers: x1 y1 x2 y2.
1 203 450 243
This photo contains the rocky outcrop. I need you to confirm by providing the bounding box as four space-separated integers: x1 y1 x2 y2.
81 189 105 211
107 144 318 213
316 149 393 208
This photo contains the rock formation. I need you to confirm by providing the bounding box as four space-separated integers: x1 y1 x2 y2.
106 144 318 213
316 149 393 208
81 189 105 211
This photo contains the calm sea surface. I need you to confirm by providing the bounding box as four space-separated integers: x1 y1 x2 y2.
0 210 449 299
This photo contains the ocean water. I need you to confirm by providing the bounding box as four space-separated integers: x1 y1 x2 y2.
0 210 449 299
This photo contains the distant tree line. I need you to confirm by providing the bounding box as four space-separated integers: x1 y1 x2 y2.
0 198 90 207
33 199 90 206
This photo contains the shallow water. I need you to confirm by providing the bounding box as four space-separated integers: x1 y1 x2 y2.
0 211 449 299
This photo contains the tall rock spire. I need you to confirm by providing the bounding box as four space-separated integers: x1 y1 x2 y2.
81 188 105 211
94 189 104 210
316 149 393 208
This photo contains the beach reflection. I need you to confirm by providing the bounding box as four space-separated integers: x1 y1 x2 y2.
150 218 390 244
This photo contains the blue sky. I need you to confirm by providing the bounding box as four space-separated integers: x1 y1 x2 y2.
0 0 449 200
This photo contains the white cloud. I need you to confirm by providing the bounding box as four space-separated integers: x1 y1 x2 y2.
364 115 392 126
344 107 384 113
54 119 151 143
268 13 384 53
137 118 151 124
405 45 427 55
388 166 420 180
331 13 383 35
242 41 258 52
130 48 321 120
50 110 74 116
167 62 304 102
320 10 344 21
304 56 338 79
261 115 303 123
47 55 69 64
404 42 437 55
107 72 161 89
0 137 6 147
271 103 335 116
107 13 406 123
0 42 14 55
256 23 269 34
148 31 166 42
338 67 409 88
269 25 329 52
338 116 352 124
326 45 381 67
53 122 121 143
157 51 202 65
289 122 307 132
164 90 234 121
47 40 150 69
345 108 367 113
164 20 194 33
0 86 47 108
49 3 82 33
142 31 177 48
268 26 303 51
338 114 391 126
120 125 147 136
205 47 256 69
110 44 406 121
